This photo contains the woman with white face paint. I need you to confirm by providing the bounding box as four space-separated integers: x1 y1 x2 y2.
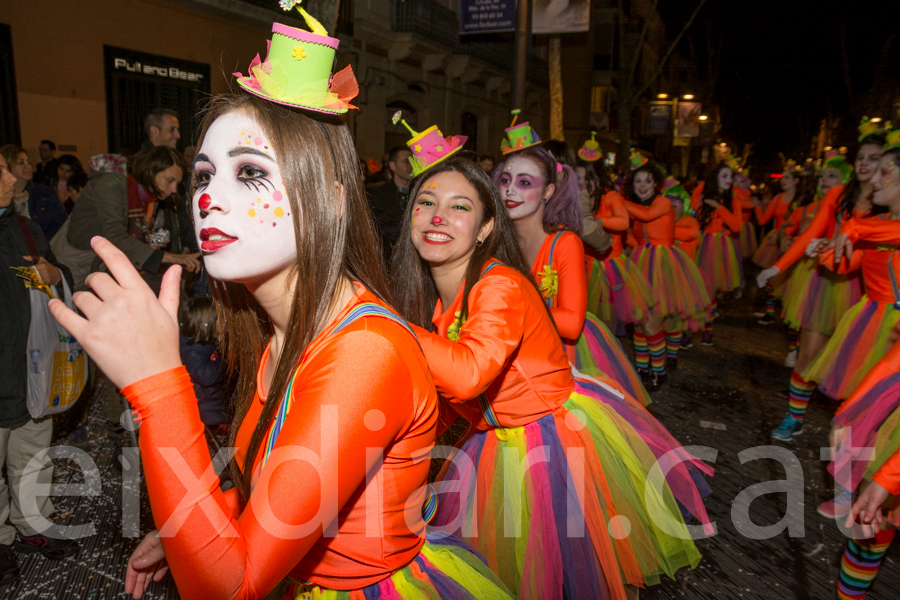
621 155 710 390
761 126 886 448
46 5 512 600
391 156 712 600
493 146 651 405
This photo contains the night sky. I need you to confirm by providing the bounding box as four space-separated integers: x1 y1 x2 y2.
660 0 896 174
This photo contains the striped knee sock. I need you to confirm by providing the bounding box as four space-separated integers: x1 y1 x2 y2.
634 331 649 372
788 371 816 420
788 329 799 353
766 285 776 318
648 331 666 375
709 298 719 321
838 528 896 599
665 331 683 359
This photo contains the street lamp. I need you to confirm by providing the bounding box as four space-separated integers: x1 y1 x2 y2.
871 117 883 123
657 93 668 99
683 94 694 100
699 115 708 121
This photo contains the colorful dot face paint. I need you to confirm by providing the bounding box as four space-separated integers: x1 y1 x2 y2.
498 156 548 221
192 111 297 284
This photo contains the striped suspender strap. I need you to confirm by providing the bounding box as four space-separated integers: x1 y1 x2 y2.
259 302 416 471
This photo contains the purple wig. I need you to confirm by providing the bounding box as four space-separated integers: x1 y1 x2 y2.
492 147 583 234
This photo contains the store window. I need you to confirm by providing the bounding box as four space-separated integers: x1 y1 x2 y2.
103 46 210 154
0 24 21 146
460 112 478 151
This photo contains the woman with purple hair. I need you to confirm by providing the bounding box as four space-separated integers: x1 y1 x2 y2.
494 147 651 405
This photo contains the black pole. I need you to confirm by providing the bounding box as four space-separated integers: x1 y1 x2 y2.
511 0 529 111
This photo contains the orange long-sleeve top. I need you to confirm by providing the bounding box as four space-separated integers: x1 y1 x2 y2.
755 192 793 228
120 287 439 598
734 187 753 223
688 183 743 234
531 231 587 342
675 215 701 258
624 195 676 246
862 341 900 494
413 263 574 430
782 202 819 237
819 215 900 304
588 190 630 261
773 185 846 272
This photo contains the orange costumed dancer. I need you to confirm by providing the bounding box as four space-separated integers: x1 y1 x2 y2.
46 6 512 599
622 154 710 387
494 145 650 405
390 158 712 600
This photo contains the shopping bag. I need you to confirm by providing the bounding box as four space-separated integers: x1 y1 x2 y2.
25 271 88 418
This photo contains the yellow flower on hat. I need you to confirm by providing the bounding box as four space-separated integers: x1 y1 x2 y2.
538 265 558 301
292 45 306 61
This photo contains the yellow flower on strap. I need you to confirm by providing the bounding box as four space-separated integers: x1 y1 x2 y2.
538 265 558 300
292 45 306 61
447 311 466 341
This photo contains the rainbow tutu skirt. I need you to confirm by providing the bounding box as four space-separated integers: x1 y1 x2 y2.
780 257 863 336
739 221 758 257
830 371 900 495
632 244 710 319
429 376 712 600
697 232 744 296
279 534 512 599
586 254 653 330
570 312 652 406
751 229 781 268
803 297 900 400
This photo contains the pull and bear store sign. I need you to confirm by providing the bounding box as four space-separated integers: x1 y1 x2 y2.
112 57 205 82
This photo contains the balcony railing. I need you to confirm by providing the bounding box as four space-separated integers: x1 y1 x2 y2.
391 0 548 85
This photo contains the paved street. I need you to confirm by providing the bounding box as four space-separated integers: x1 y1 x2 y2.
6 280 900 600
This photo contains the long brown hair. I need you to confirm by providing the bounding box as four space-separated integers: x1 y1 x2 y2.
194 93 389 503
390 157 537 330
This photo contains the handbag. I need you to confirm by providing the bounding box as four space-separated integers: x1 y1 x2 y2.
18 218 88 418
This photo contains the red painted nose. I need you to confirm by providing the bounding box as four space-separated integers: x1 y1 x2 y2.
198 193 211 211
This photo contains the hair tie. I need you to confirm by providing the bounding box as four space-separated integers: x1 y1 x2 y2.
556 162 563 174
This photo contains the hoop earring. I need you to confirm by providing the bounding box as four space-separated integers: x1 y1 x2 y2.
476 238 484 246
541 198 549 204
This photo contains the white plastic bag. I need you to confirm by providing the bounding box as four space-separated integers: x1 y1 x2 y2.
25 270 88 418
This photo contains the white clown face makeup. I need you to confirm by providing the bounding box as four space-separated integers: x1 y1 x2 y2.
633 170 656 200
192 110 297 284
717 167 734 192
497 156 552 221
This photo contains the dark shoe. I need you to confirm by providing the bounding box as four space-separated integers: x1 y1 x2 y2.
0 545 19 586
638 368 651 385
648 372 667 391
13 532 79 560
701 331 714 346
681 335 694 350
667 357 678 371
758 314 775 325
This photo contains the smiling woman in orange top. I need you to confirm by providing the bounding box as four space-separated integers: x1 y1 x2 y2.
576 157 654 335
390 157 712 600
493 146 650 405
622 155 710 389
44 24 511 599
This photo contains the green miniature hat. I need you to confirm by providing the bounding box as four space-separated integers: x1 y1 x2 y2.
233 1 358 114
500 110 541 154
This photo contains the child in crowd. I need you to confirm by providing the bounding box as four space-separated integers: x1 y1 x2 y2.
64 172 87 214
178 297 228 428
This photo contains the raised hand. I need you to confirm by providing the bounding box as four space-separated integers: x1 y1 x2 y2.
47 237 183 390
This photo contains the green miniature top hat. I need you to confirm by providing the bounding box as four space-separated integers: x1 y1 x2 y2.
629 149 648 170
822 152 853 184
577 132 601 162
501 110 541 155
858 116 891 142
393 111 468 178
233 0 358 114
